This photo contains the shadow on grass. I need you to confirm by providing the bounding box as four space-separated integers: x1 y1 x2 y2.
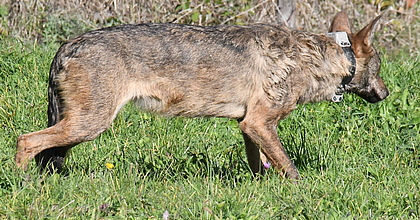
53 143 256 186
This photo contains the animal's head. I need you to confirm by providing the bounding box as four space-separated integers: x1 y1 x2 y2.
329 11 389 103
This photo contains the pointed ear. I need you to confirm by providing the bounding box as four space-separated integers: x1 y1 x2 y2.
329 11 352 35
352 15 382 57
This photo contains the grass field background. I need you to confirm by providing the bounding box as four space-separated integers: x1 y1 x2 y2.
1 1 420 219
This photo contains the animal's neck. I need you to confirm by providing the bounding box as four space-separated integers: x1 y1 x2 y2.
326 32 357 102
296 40 352 104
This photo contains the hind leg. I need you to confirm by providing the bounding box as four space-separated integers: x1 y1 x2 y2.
34 89 73 172
16 95 125 171
15 115 111 170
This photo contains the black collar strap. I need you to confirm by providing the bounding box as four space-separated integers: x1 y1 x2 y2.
326 32 356 102
341 47 356 84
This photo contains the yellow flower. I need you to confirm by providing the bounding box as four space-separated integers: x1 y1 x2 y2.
105 163 114 169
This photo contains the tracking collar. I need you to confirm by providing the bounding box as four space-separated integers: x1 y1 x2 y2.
326 32 356 102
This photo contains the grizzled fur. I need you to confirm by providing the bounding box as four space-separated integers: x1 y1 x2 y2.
16 11 388 181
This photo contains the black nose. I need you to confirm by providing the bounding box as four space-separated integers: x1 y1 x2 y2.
364 88 389 103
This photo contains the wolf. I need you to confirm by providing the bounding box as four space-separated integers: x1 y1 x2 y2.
15 11 388 180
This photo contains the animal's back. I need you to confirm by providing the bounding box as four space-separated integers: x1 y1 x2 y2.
52 23 296 118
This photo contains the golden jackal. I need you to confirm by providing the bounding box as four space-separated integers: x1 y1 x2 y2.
16 11 388 181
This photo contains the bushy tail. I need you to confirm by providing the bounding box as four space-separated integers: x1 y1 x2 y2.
35 51 68 172
47 54 62 127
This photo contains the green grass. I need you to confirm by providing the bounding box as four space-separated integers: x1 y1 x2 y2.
1 37 419 219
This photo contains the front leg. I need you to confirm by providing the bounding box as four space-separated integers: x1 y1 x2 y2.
239 117 300 181
242 131 266 175
240 128 271 176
